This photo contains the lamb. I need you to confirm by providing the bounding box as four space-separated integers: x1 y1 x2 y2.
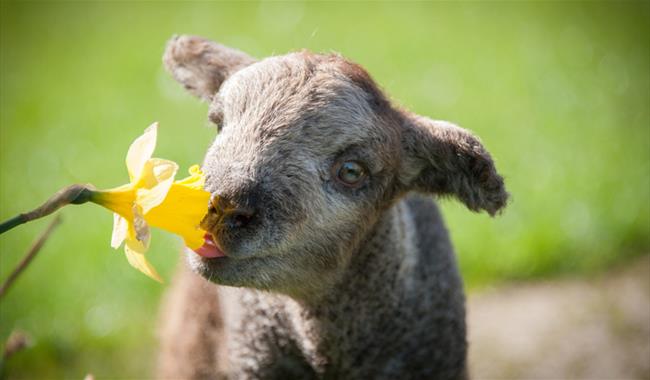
157 35 508 380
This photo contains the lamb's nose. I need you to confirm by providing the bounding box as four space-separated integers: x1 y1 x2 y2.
208 194 256 230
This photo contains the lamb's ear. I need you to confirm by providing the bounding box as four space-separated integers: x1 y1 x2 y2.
400 114 509 216
163 35 256 101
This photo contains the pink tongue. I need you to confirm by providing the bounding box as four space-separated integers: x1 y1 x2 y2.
193 233 226 258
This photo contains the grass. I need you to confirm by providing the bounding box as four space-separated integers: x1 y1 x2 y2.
0 2 648 378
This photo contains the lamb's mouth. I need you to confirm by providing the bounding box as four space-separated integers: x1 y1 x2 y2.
186 234 269 286
192 233 227 259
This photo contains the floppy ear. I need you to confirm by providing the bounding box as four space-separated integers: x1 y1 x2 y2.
399 114 509 216
163 35 256 101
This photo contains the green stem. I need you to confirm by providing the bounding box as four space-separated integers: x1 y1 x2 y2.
0 184 94 235
0 215 26 235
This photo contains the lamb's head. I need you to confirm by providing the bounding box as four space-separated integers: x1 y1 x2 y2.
164 35 508 297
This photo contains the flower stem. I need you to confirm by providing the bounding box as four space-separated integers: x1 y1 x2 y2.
0 184 94 235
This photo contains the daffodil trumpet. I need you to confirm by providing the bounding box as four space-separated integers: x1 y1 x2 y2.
0 123 211 282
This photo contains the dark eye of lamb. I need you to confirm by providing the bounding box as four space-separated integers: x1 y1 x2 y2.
336 161 366 186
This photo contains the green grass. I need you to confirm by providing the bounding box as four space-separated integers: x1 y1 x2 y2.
1 2 648 378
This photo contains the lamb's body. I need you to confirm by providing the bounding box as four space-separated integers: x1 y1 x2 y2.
159 194 466 379
157 35 507 380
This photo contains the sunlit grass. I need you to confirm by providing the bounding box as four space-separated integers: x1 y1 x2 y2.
1 2 648 378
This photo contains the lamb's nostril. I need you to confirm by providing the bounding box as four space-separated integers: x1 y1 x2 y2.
225 208 255 229
209 193 258 231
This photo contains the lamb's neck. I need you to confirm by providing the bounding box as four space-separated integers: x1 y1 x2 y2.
285 201 411 372
315 201 407 307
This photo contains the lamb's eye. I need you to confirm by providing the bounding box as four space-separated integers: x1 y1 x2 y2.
335 161 367 187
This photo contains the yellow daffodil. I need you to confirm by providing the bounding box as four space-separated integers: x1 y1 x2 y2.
89 123 211 281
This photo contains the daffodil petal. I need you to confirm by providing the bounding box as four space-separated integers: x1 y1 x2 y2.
174 165 206 189
132 204 150 246
136 158 179 214
126 122 158 183
111 213 128 248
124 241 162 282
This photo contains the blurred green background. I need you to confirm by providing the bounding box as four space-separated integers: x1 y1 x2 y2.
1 1 648 378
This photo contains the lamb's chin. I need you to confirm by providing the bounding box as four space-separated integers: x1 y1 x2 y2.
184 246 264 287
185 247 229 276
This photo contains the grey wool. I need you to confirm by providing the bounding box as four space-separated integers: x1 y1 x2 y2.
157 35 508 380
